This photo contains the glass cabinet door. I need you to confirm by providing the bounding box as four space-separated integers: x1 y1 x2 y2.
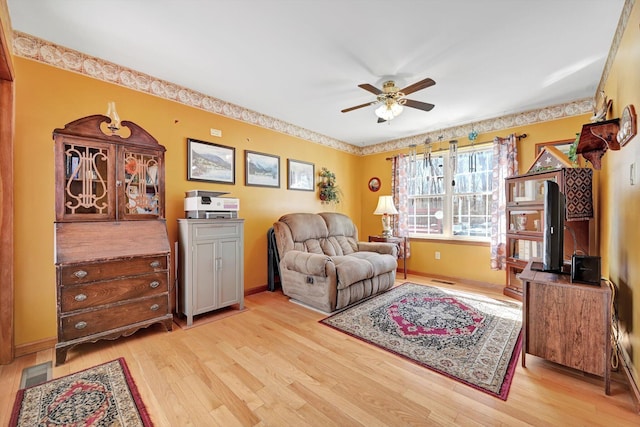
60 141 114 220
507 236 542 262
120 149 163 219
507 174 558 204
508 207 544 233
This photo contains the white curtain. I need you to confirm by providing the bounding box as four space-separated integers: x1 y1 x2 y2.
391 155 410 258
490 134 518 270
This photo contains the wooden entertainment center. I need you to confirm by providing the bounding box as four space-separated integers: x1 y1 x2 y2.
519 262 612 394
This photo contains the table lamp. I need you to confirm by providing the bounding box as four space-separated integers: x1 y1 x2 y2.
374 195 398 237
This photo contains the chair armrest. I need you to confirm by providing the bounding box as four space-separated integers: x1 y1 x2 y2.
281 251 333 277
357 242 398 257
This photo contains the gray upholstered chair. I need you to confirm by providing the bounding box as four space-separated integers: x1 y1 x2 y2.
272 212 398 312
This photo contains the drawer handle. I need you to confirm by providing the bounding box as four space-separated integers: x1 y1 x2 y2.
150 304 160 311
74 293 87 302
73 270 88 279
149 281 160 289
75 321 87 330
150 261 161 268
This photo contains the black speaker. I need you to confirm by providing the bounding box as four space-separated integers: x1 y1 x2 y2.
571 255 601 286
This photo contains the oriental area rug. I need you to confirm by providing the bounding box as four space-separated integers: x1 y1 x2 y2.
321 283 522 400
9 358 153 427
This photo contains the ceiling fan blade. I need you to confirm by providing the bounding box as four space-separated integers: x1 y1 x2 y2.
358 83 383 95
341 101 375 113
377 117 387 123
404 99 435 111
400 78 435 96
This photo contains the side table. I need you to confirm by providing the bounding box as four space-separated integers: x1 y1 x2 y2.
368 235 407 279
519 261 611 394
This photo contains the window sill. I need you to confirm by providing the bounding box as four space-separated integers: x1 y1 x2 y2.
408 235 490 246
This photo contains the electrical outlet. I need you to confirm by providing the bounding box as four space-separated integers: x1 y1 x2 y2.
435 251 441 260
631 162 636 185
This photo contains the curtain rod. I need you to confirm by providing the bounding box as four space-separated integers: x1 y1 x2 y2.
385 133 527 160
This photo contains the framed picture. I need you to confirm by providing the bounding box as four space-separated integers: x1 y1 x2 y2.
617 104 637 147
535 139 574 156
187 138 235 184
368 177 381 192
287 159 314 191
245 150 280 188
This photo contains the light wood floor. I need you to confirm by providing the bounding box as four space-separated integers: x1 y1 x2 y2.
1 275 638 426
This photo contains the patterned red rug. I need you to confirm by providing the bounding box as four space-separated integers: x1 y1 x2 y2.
321 283 522 400
9 358 153 426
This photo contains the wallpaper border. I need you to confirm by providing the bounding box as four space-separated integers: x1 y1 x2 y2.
12 31 597 156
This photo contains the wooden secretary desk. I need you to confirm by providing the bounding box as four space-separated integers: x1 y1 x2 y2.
53 115 173 365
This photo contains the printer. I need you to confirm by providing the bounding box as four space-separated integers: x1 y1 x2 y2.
184 190 240 219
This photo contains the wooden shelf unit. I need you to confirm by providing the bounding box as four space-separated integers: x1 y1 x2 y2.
504 168 593 300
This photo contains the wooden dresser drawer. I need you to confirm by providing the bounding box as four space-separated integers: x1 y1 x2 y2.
60 272 168 312
60 294 169 341
59 255 167 286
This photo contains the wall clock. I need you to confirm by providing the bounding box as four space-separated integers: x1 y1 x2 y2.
617 104 636 147
368 177 381 192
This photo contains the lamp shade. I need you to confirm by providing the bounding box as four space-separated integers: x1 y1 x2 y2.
373 195 398 215
375 101 403 121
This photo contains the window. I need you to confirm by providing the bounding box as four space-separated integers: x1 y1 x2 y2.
406 145 493 240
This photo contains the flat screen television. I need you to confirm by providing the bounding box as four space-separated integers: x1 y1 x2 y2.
532 180 566 273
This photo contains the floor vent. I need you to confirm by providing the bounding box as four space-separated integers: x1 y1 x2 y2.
431 279 455 285
20 361 52 389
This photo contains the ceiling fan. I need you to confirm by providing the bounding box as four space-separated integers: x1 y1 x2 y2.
341 77 436 123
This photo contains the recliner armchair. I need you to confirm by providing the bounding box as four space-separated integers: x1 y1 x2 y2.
273 212 398 312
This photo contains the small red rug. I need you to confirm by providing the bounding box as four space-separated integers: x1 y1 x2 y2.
321 283 522 400
9 357 153 426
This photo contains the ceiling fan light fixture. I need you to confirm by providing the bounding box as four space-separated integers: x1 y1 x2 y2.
375 100 403 121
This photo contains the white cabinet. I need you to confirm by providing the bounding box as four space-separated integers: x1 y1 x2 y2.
177 219 244 326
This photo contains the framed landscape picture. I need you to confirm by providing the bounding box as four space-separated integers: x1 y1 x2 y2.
245 150 280 188
187 138 235 184
287 159 314 191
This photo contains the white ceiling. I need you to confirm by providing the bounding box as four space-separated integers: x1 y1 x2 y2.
7 0 625 147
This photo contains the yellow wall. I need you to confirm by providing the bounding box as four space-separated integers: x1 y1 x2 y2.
360 114 591 285
599 1 640 388
13 57 361 345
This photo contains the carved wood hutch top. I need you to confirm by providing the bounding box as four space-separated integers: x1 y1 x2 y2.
53 114 166 222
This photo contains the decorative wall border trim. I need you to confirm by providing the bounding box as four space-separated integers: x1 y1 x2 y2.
360 98 594 155
12 31 359 155
12 30 595 156
596 0 634 97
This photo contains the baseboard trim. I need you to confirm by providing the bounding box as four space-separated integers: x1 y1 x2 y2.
405 270 504 293
246 284 268 295
15 336 56 358
619 347 640 413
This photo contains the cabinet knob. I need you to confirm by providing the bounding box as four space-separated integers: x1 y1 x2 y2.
74 293 87 302
150 304 160 311
73 270 88 279
74 321 87 330
149 281 160 289
150 261 161 268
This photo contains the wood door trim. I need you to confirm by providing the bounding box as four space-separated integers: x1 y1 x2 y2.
0 6 15 364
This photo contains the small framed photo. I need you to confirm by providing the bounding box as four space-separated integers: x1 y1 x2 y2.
287 159 314 191
618 104 637 147
535 139 574 156
368 177 381 192
187 138 235 184
245 150 280 188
